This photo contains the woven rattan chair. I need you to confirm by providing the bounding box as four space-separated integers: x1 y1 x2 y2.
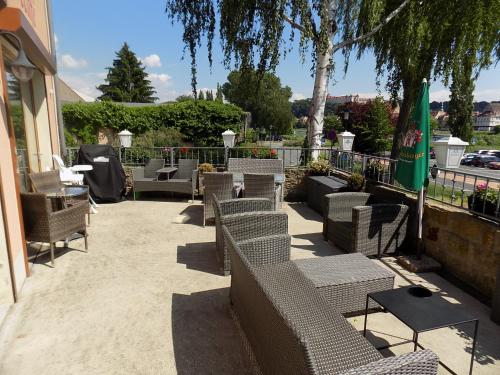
227 158 284 174
323 192 409 257
213 196 286 275
202 172 234 226
222 226 439 375
21 193 88 267
29 170 91 224
133 159 198 201
244 173 281 209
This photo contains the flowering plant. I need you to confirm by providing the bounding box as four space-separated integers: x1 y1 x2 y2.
473 183 498 204
180 147 189 154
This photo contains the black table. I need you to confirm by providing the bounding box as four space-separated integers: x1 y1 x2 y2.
364 285 479 375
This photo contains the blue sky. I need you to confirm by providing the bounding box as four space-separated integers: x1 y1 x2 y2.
53 0 499 103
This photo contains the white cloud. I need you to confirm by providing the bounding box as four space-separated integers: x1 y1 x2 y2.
429 89 450 102
60 54 88 69
472 89 500 102
141 54 162 68
291 92 306 101
54 34 59 49
149 73 171 83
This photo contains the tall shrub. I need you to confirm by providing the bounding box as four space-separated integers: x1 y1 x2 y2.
62 100 243 146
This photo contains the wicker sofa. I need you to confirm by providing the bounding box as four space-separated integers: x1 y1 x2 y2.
222 227 439 375
213 196 286 275
133 159 198 201
323 192 409 257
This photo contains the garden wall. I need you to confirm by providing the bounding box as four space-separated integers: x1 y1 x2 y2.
365 184 500 301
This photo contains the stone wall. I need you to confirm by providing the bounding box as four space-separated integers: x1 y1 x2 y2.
365 184 500 300
423 202 500 299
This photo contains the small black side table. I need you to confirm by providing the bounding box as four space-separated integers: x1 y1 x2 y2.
364 285 479 375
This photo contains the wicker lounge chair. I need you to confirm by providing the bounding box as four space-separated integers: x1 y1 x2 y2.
21 193 88 266
323 192 409 257
222 226 439 375
202 172 234 226
133 159 198 201
29 170 91 224
243 173 282 210
213 197 286 275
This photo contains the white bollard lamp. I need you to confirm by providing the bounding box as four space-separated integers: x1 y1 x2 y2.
432 136 468 169
118 129 133 148
337 131 355 152
222 129 236 148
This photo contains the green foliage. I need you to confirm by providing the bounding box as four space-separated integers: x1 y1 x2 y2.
97 42 157 103
62 100 243 146
198 162 216 173
206 90 214 101
216 83 224 102
197 90 205 100
346 173 365 192
64 128 78 147
338 98 393 154
358 0 500 158
323 115 343 134
307 159 330 176
222 69 294 135
430 118 439 134
447 59 474 142
133 128 185 148
176 95 194 102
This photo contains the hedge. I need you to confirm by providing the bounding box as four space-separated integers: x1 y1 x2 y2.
62 100 244 146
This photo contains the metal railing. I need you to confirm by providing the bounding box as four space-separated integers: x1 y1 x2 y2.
66 146 334 168
330 150 500 223
65 146 499 222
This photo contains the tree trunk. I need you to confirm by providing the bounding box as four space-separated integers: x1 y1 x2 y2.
390 85 414 160
307 39 333 160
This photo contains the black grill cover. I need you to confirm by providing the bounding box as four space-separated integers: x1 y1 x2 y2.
77 145 126 203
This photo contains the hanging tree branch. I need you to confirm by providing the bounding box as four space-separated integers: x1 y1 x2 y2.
332 0 412 52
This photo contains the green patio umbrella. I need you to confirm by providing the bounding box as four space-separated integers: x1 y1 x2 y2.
395 78 430 257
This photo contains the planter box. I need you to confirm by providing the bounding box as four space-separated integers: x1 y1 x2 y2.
467 196 498 217
306 176 347 215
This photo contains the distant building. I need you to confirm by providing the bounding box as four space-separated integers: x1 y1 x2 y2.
474 103 500 132
431 110 449 128
57 77 94 104
326 94 372 104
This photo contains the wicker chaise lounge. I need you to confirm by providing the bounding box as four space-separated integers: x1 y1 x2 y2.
212 196 275 275
323 192 409 257
222 227 439 375
133 159 198 201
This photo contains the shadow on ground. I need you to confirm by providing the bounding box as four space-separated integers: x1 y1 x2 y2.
177 242 220 276
176 204 204 226
287 202 322 221
171 288 253 375
26 242 86 268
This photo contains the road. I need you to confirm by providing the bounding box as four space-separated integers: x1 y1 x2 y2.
431 164 500 192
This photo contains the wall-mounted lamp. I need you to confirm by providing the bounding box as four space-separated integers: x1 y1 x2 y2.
0 31 36 82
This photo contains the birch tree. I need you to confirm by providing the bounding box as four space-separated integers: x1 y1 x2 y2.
165 0 411 158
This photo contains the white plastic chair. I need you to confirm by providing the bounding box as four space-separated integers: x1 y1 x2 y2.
52 154 98 212
52 154 84 184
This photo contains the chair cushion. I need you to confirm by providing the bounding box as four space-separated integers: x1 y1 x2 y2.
166 178 190 183
134 177 156 182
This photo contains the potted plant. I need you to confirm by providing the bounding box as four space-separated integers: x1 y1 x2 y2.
364 160 390 181
198 163 216 194
468 183 499 217
307 159 330 176
346 173 365 192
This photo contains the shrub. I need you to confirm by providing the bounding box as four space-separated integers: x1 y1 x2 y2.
308 159 330 175
346 173 365 191
62 100 243 146
198 163 216 173
133 128 185 148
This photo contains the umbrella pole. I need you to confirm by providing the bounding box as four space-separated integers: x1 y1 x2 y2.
416 187 425 260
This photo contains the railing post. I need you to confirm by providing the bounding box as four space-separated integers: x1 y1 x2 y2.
170 148 175 167
224 147 229 168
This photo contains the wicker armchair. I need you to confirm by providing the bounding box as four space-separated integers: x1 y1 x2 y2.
323 192 409 257
133 159 198 201
227 158 284 175
244 173 281 210
213 197 287 275
29 170 91 224
202 172 234 226
21 193 88 266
